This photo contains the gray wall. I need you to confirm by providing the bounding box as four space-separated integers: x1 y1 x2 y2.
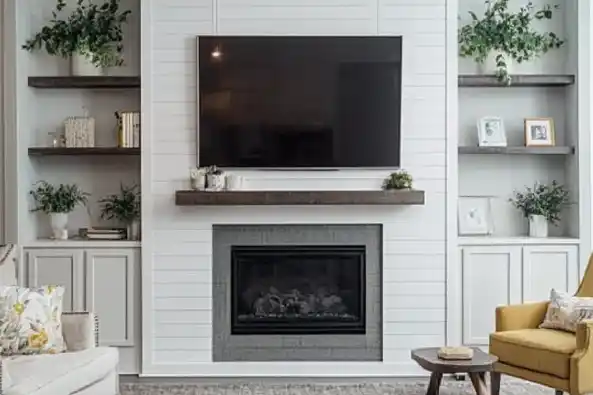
212 225 382 362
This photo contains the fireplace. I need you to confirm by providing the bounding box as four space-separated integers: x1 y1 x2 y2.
231 245 366 335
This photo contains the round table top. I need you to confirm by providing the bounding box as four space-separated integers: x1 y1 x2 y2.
411 348 498 374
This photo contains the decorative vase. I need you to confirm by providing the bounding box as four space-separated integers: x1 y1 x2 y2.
127 220 141 241
528 215 548 238
479 50 513 75
207 174 226 191
225 173 243 190
71 53 102 76
49 213 68 240
189 168 206 190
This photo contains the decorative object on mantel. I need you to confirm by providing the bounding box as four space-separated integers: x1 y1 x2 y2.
458 196 493 236
64 107 95 147
30 181 89 240
22 0 131 76
115 111 140 148
525 117 555 147
458 0 565 85
510 181 569 238
99 184 141 240
189 167 207 190
205 165 226 191
437 346 474 360
79 227 126 240
382 170 413 190
477 116 506 147
225 173 244 191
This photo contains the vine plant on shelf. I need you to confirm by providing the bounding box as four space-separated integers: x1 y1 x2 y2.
458 0 564 85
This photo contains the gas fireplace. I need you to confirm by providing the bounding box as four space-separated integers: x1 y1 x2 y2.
231 245 366 335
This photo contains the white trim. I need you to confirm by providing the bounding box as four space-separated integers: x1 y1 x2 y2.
445 0 460 348
459 237 581 246
0 0 4 245
140 0 156 374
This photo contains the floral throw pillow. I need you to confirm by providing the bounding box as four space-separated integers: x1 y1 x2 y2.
0 285 66 355
540 288 593 333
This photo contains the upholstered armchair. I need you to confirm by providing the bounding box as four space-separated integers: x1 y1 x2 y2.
489 255 593 395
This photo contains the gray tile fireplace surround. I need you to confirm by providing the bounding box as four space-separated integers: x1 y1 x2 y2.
212 224 382 362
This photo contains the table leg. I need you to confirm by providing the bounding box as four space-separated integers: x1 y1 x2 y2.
469 372 488 395
426 372 443 395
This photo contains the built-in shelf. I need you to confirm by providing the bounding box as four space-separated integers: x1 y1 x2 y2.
175 190 426 206
26 239 141 248
458 236 580 246
28 147 140 156
459 146 575 155
458 74 575 87
28 76 141 89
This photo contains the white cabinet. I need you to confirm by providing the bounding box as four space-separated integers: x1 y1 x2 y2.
458 243 579 347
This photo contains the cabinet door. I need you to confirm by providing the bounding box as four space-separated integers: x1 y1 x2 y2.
26 249 84 311
522 245 579 302
84 249 136 347
462 246 522 346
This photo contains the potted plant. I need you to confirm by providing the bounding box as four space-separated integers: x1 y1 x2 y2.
30 181 89 240
458 0 564 84
205 165 226 191
99 184 141 240
510 181 569 237
383 170 413 191
22 0 131 76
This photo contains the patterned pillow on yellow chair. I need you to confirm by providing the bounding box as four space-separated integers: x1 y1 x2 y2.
0 285 66 355
540 288 593 333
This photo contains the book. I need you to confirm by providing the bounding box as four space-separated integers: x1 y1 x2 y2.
437 346 474 360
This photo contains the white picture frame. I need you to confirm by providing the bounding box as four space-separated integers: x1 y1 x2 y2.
477 116 507 147
525 117 555 146
458 196 493 236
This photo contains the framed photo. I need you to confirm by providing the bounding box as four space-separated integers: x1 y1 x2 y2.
458 196 493 236
525 118 555 146
477 116 507 147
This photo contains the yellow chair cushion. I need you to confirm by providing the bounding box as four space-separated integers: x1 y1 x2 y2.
490 329 576 379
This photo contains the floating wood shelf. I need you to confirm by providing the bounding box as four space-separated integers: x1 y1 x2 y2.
175 190 425 206
28 76 141 89
28 147 140 156
458 74 575 87
458 146 574 155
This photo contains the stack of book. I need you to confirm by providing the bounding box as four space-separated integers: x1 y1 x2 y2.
80 228 127 241
117 111 140 148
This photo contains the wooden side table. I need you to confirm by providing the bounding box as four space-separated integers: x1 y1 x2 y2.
411 348 498 395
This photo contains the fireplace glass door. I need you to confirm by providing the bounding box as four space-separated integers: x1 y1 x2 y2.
231 245 366 335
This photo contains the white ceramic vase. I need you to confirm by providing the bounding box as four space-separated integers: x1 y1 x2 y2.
49 213 69 240
127 220 141 241
207 174 226 191
189 168 207 190
71 53 102 76
479 50 513 75
225 174 243 190
529 215 548 238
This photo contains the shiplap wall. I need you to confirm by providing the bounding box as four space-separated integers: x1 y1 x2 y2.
147 0 448 375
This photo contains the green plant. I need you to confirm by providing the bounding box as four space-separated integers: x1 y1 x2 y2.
99 184 140 224
382 170 413 190
205 165 223 175
510 181 569 224
22 0 131 68
30 181 89 214
458 0 564 84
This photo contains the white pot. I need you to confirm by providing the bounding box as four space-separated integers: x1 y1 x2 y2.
127 220 141 241
225 174 243 190
207 174 226 191
479 51 513 75
529 215 549 238
49 213 68 240
71 53 102 76
189 168 206 190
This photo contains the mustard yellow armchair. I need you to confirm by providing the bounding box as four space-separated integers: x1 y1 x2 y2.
489 256 593 395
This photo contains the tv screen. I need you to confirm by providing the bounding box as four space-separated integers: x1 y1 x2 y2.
198 36 402 168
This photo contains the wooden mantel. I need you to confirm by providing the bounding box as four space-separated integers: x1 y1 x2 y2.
175 190 425 206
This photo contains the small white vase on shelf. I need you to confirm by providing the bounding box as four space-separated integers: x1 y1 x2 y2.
71 53 102 76
127 220 141 241
529 215 548 238
207 174 226 191
479 50 513 75
49 213 68 240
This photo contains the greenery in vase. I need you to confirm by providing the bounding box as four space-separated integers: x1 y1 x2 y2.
22 0 131 68
382 170 413 190
99 184 140 225
30 181 89 214
458 0 564 85
205 165 223 176
510 181 569 224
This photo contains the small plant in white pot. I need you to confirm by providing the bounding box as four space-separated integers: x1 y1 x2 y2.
30 181 89 240
458 0 564 85
205 166 226 191
22 0 131 76
510 181 569 238
99 184 141 240
383 170 413 190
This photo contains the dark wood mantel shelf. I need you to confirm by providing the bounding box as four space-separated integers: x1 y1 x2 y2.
175 190 425 206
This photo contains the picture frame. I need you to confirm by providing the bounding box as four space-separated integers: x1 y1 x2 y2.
525 117 555 146
477 116 507 147
458 196 493 236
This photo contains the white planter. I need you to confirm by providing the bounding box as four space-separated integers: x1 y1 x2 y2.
207 174 226 191
49 213 68 240
71 53 102 76
189 168 207 190
529 215 549 238
225 174 243 190
127 220 141 241
479 51 513 75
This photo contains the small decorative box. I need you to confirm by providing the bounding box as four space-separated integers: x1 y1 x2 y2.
437 346 474 360
64 116 95 147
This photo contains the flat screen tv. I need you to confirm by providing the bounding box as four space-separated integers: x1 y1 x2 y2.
198 36 402 168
